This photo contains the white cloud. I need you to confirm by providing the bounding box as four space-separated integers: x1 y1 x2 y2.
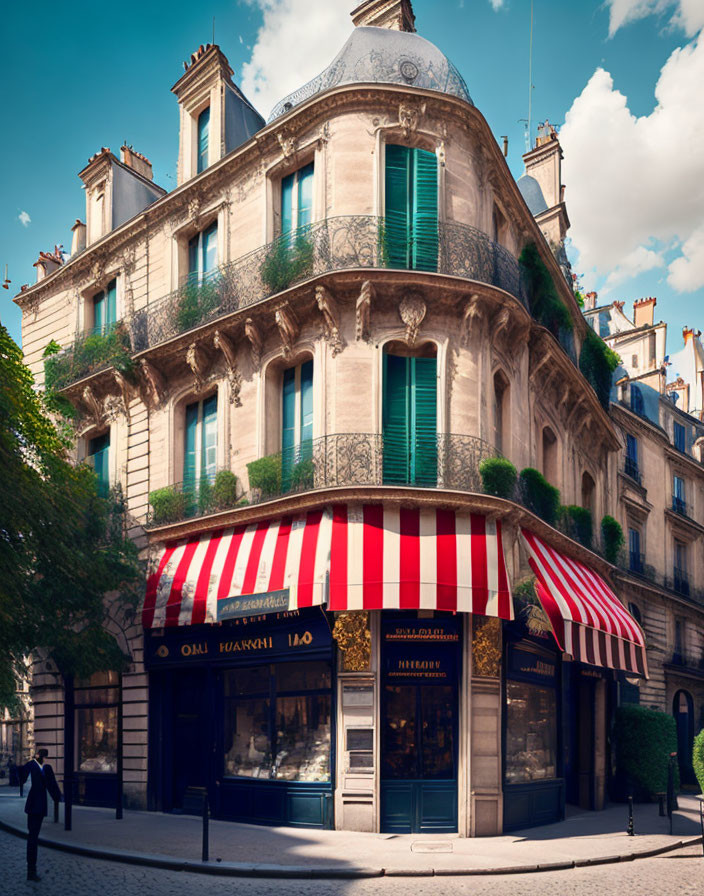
18 210 31 227
489 0 504 9
668 225 704 291
241 0 354 118
606 0 704 37
560 31 704 293
605 245 665 288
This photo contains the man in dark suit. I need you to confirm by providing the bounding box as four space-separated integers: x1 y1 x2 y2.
20 748 62 882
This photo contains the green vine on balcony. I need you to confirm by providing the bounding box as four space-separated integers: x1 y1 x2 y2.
43 323 134 392
579 327 621 410
519 242 573 337
175 277 222 333
260 229 315 293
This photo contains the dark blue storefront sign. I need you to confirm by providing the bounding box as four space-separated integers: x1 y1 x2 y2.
507 646 557 685
217 589 290 621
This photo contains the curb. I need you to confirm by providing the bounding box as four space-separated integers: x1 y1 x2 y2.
0 816 701 879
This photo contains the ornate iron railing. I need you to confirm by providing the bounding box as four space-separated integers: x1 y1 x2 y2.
130 216 528 353
145 431 499 527
45 321 133 392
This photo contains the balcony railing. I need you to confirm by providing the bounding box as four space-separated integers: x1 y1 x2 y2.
623 457 641 484
672 567 690 597
45 321 132 392
629 551 645 575
130 216 529 352
671 494 690 518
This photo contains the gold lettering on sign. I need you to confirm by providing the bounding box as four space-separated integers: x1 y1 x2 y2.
288 631 314 647
181 642 209 657
218 636 273 654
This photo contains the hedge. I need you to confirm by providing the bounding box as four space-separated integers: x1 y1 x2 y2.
519 242 573 337
613 705 679 801
579 327 621 410
247 454 282 499
561 505 593 548
694 729 704 795
479 457 517 499
149 487 188 525
601 515 625 565
519 467 561 526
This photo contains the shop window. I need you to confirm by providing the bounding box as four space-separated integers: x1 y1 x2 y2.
187 222 218 285
542 426 557 484
384 144 438 271
505 679 557 784
581 471 595 512
383 348 437 486
184 393 217 503
281 162 313 236
223 661 331 782
197 106 210 174
91 279 117 334
493 370 510 456
74 671 120 775
87 431 110 498
674 421 686 453
282 360 313 490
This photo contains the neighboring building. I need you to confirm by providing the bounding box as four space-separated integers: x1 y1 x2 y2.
0 676 33 771
15 0 698 837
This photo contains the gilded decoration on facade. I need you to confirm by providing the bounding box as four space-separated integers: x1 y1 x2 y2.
332 611 372 672
472 615 501 678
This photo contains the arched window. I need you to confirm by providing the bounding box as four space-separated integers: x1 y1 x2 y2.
581 471 596 512
541 426 557 484
493 370 510 456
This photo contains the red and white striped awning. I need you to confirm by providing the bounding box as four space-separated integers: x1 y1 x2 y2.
521 530 648 677
329 505 514 619
142 510 332 628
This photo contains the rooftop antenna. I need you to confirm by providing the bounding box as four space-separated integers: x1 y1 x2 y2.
527 0 534 152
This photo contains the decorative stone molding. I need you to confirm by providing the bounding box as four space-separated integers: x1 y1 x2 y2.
399 293 426 346
139 358 166 408
213 329 242 407
244 317 263 369
398 100 425 138
356 280 372 341
112 369 132 422
275 303 299 358
492 307 511 344
315 285 344 356
460 294 482 346
81 385 103 427
186 341 208 388
276 127 297 160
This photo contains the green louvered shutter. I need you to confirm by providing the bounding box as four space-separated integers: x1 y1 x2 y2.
297 163 314 229
299 359 314 464
89 432 110 498
93 290 106 334
106 279 117 328
201 394 218 485
384 145 411 268
411 357 437 485
412 149 438 272
383 354 410 483
282 366 296 489
281 172 295 236
184 400 199 511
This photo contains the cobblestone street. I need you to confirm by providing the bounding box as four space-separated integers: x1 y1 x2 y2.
0 829 702 896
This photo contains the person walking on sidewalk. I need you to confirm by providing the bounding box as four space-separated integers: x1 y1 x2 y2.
19 747 62 882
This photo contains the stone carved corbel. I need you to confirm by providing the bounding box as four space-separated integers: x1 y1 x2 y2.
315 285 344 356
398 100 425 138
356 280 372 342
186 341 208 388
277 127 297 159
213 330 242 407
493 307 511 344
399 294 426 346
139 358 165 408
275 303 299 358
82 385 103 427
112 369 132 422
245 318 262 369
460 294 482 346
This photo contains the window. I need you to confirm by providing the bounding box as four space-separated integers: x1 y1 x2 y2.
542 426 557 484
673 475 686 515
282 360 313 489
493 371 510 455
674 541 689 596
505 681 557 784
223 661 331 782
674 421 686 453
383 350 437 486
88 431 110 498
598 313 609 338
625 433 639 481
74 671 119 775
384 144 438 271
628 528 643 574
184 394 217 504
92 279 117 334
188 222 218 285
197 106 210 174
630 384 644 416
281 162 314 235
581 471 595 512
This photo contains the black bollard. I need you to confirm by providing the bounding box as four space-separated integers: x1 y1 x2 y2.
64 777 73 833
667 752 677 836
698 798 704 859
627 795 634 836
116 775 123 821
202 794 209 863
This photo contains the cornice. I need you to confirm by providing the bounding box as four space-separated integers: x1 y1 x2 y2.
612 568 704 618
664 444 704 479
664 507 704 539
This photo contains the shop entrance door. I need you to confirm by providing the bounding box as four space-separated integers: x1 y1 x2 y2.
380 617 460 833
170 670 209 812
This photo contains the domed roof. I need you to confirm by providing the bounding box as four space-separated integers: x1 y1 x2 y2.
517 174 548 216
268 26 472 121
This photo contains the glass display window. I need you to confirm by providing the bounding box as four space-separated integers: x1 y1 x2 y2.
74 671 120 774
505 680 557 784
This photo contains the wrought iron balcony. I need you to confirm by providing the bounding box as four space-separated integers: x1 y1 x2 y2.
623 457 641 484
629 551 645 575
130 216 529 353
44 321 132 392
672 567 690 597
671 494 690 518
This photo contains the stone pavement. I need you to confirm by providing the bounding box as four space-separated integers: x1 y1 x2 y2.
0 790 701 878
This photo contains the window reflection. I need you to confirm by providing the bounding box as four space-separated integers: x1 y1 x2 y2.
382 685 455 780
505 681 557 783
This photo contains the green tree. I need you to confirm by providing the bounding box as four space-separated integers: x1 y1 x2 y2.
0 324 141 710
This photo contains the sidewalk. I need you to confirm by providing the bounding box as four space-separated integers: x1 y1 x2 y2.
0 790 701 878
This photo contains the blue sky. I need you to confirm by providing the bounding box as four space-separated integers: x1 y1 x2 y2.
2 0 703 353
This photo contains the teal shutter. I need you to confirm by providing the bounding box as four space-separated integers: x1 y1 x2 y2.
411 149 438 272
106 279 117 327
384 145 411 268
411 357 437 485
299 359 314 466
383 354 410 483
94 290 106 333
282 366 296 488
197 107 210 174
184 401 199 503
201 394 218 483
188 234 199 283
203 223 218 278
89 432 110 498
297 163 314 229
281 173 295 236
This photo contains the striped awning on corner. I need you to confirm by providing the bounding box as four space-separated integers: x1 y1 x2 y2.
142 510 332 628
521 529 648 677
328 505 514 619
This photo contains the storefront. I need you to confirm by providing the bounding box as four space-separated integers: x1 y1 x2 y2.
73 671 120 806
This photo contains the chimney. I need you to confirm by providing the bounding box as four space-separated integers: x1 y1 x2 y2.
351 0 416 31
683 327 701 345
33 250 63 283
633 297 656 328
71 219 86 255
120 145 154 181
584 291 598 311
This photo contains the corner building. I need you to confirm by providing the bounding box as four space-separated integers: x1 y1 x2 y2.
19 0 653 836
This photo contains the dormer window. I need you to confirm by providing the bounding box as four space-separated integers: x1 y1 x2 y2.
92 279 117 334
197 107 210 174
281 162 314 235
187 223 218 284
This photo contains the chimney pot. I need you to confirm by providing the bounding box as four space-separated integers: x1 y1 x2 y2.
120 144 153 181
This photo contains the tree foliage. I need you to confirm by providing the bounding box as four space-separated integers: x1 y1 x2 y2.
0 324 141 710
